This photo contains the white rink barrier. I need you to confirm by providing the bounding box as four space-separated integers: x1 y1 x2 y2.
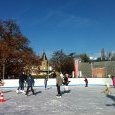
0 78 113 88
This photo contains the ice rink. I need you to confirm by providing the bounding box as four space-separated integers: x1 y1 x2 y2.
0 86 115 115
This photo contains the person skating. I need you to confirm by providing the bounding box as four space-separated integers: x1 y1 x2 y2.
56 72 63 98
16 72 26 94
102 83 112 95
112 76 115 88
0 78 5 95
44 76 48 89
84 77 88 87
0 78 4 86
25 74 35 96
63 73 70 93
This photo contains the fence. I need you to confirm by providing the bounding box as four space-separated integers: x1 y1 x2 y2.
0 78 113 88
79 61 115 77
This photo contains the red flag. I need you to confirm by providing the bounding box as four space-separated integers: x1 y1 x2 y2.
74 59 79 77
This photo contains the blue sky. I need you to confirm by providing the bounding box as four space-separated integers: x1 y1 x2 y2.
0 0 115 58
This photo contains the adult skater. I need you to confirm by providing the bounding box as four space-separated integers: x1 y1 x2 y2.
84 77 88 87
0 78 4 86
44 76 48 89
16 72 26 94
25 74 35 96
63 73 70 93
56 72 63 98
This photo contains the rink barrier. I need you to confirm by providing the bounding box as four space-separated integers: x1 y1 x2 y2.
0 78 113 88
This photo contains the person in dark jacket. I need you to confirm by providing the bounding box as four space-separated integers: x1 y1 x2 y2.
16 72 25 94
63 73 70 93
25 74 35 96
44 76 48 89
84 77 88 87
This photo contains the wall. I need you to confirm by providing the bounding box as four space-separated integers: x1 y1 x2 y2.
0 78 113 88
92 68 106 78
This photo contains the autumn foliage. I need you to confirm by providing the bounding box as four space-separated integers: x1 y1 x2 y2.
0 20 39 78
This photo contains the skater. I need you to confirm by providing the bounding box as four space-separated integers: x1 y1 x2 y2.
16 72 26 94
84 77 88 87
44 76 48 89
102 83 112 95
0 78 4 86
0 78 5 94
25 74 35 96
112 76 115 88
56 72 63 98
63 73 70 93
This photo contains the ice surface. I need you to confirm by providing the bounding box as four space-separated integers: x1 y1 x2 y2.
0 86 115 115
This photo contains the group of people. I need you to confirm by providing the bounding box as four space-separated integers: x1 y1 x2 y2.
16 72 35 96
16 72 70 98
17 72 88 98
56 72 70 98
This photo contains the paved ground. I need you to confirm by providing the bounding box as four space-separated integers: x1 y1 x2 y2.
0 86 115 115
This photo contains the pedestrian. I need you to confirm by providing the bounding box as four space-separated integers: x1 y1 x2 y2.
0 78 4 86
56 72 63 98
84 77 88 87
16 72 25 94
63 73 70 93
102 83 112 95
112 76 115 88
0 78 5 94
44 76 48 89
25 74 35 96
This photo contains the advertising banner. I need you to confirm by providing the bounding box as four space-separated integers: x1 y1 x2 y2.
74 59 79 78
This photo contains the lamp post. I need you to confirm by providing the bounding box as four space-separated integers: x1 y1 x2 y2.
90 57 94 78
91 62 93 77
47 61 49 79
3 63 5 80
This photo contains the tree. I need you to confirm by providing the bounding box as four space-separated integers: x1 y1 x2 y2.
50 49 66 72
79 53 90 62
101 48 106 61
111 53 115 61
0 20 39 78
50 50 78 75
106 51 112 61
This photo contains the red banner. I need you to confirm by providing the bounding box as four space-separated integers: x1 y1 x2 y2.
74 59 79 77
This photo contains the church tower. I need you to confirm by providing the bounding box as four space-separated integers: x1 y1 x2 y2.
40 52 48 75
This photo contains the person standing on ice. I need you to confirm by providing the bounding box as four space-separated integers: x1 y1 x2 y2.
44 76 48 89
0 78 4 86
0 78 5 93
56 72 63 98
112 76 115 88
63 73 70 93
25 74 35 96
84 77 88 87
16 72 25 94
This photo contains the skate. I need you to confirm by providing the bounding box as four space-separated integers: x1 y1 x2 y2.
56 94 62 98
16 90 19 94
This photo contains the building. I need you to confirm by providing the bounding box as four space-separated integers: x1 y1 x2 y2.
92 68 107 78
39 52 53 75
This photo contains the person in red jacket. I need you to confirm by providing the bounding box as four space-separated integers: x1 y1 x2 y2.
84 77 88 87
112 76 115 88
